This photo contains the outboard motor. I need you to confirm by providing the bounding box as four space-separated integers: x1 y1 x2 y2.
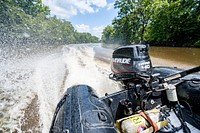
111 44 152 74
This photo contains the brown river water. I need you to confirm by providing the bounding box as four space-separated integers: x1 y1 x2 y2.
149 46 200 69
0 44 199 133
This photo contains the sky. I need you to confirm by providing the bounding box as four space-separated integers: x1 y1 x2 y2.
42 0 118 39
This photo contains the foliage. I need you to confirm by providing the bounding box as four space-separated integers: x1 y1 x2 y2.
110 0 157 44
0 0 99 46
74 32 99 43
146 0 200 46
102 0 200 47
101 25 116 44
194 40 200 47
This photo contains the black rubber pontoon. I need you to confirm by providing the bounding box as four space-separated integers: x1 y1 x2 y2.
50 44 200 133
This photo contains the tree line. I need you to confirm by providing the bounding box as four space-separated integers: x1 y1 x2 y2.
101 0 200 47
0 0 99 46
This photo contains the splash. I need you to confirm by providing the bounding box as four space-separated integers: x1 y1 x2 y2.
0 45 46 132
0 44 64 132
33 52 67 133
62 44 121 96
0 44 120 132
36 44 121 132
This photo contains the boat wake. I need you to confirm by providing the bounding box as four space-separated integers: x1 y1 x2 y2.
62 45 120 96
0 44 121 132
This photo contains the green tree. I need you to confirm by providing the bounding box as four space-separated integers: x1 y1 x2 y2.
12 0 50 16
113 0 155 44
146 0 200 46
75 32 99 43
0 0 49 25
101 25 116 43
102 0 200 46
0 0 101 45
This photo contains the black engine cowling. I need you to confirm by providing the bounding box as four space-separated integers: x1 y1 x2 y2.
111 44 152 74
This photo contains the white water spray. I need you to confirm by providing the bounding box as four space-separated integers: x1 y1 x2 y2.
0 44 121 132
62 45 121 96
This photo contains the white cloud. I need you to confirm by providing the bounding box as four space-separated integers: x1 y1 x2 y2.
42 0 111 38
92 26 105 38
42 0 77 18
75 24 105 39
87 0 107 8
75 24 90 33
42 0 107 19
70 0 95 14
106 2 115 10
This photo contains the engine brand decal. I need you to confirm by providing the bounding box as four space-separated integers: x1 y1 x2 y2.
113 58 131 64
139 61 151 69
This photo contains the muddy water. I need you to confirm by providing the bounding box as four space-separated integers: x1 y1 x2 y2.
0 44 122 133
0 44 64 133
0 44 199 133
95 45 200 69
149 46 200 69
